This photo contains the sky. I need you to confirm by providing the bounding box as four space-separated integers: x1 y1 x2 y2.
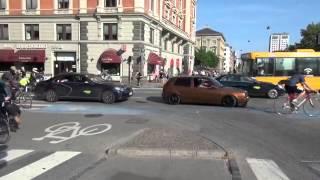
196 0 320 53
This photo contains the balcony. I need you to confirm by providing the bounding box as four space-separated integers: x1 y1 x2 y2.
96 7 122 14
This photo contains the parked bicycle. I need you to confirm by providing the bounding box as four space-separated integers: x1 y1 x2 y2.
274 89 320 117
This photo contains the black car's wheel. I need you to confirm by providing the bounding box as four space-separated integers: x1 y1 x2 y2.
222 96 237 107
267 89 279 99
45 90 58 102
168 94 181 105
102 91 115 104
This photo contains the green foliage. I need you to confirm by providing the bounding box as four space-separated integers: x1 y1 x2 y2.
295 23 320 51
195 48 219 68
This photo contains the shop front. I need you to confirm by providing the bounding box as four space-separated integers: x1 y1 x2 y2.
54 52 77 75
99 49 122 81
0 48 45 73
147 52 163 81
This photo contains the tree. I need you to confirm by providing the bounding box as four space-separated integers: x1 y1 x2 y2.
195 48 219 68
297 22 320 51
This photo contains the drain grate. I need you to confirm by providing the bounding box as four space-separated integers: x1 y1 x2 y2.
84 114 104 118
126 118 149 124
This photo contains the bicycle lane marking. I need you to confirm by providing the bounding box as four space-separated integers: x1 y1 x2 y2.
32 122 112 144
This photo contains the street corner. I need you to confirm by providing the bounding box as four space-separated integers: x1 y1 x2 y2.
107 127 227 160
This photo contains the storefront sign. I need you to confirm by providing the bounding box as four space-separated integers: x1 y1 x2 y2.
16 44 47 49
57 56 75 61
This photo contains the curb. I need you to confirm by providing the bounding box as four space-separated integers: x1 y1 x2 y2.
227 157 242 180
110 147 227 160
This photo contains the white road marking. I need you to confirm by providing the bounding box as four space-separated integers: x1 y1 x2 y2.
247 158 290 180
0 149 34 162
0 151 81 180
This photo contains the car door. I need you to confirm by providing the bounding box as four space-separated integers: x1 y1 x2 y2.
69 75 100 100
239 76 261 96
192 77 220 104
172 77 193 103
53 75 74 98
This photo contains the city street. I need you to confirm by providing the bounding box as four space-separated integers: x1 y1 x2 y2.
1 88 320 180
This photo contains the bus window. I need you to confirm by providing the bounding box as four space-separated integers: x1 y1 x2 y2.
275 58 295 76
241 59 253 76
256 58 274 76
296 58 319 75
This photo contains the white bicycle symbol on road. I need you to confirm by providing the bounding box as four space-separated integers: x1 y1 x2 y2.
32 122 112 144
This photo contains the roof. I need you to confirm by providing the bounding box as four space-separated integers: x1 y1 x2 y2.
196 28 226 41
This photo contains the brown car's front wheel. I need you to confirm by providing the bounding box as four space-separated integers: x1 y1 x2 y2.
168 94 181 105
222 96 237 107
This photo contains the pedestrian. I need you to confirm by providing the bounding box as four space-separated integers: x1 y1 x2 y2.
135 71 142 87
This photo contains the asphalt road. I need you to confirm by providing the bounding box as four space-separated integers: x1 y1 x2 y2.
1 88 320 180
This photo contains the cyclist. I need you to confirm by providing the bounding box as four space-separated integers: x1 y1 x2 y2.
285 69 314 105
1 66 19 100
0 80 22 130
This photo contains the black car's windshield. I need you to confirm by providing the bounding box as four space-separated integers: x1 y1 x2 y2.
86 74 107 82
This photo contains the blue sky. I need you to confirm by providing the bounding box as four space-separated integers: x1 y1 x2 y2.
197 0 320 53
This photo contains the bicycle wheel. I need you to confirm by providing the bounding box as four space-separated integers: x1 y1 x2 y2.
303 94 320 117
16 92 32 109
273 95 293 115
0 118 10 144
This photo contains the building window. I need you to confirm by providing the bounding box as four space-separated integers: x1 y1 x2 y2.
103 23 118 40
172 14 176 23
57 24 71 40
149 28 154 44
178 19 182 28
164 39 168 50
150 0 154 11
58 0 69 9
0 24 8 40
101 64 120 76
105 0 117 7
26 0 37 10
25 24 39 40
0 0 6 10
172 43 174 52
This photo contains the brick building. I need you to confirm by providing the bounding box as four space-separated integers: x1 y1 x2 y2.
0 0 196 82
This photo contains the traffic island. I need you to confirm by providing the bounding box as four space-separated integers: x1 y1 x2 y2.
107 128 227 160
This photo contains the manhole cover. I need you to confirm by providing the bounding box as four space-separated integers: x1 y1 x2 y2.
84 114 104 118
126 118 149 124
136 101 148 104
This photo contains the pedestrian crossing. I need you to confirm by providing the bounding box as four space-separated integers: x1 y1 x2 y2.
0 149 293 180
0 149 81 180
247 158 290 180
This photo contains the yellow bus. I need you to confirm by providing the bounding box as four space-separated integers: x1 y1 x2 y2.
240 49 320 90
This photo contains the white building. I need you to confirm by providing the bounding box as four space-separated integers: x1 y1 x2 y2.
224 45 231 73
269 33 290 52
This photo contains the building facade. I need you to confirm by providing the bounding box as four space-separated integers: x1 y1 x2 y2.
0 0 197 82
195 27 226 72
269 33 290 52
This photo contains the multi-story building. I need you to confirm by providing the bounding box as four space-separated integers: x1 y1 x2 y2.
269 33 290 52
0 0 197 82
195 27 226 72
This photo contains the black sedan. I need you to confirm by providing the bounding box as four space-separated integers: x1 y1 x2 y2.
215 74 285 99
34 73 133 104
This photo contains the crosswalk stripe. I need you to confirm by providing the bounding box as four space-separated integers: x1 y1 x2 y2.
247 158 290 180
0 150 34 162
0 151 81 180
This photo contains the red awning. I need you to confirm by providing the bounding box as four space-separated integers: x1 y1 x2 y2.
14 50 46 63
176 59 180 68
100 49 121 63
148 53 163 65
0 49 15 62
170 59 174 67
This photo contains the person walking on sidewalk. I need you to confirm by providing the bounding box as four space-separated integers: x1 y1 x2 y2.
135 72 142 87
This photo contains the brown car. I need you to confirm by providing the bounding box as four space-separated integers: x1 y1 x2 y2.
162 76 249 107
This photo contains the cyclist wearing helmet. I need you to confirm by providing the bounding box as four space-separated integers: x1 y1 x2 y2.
286 68 314 104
